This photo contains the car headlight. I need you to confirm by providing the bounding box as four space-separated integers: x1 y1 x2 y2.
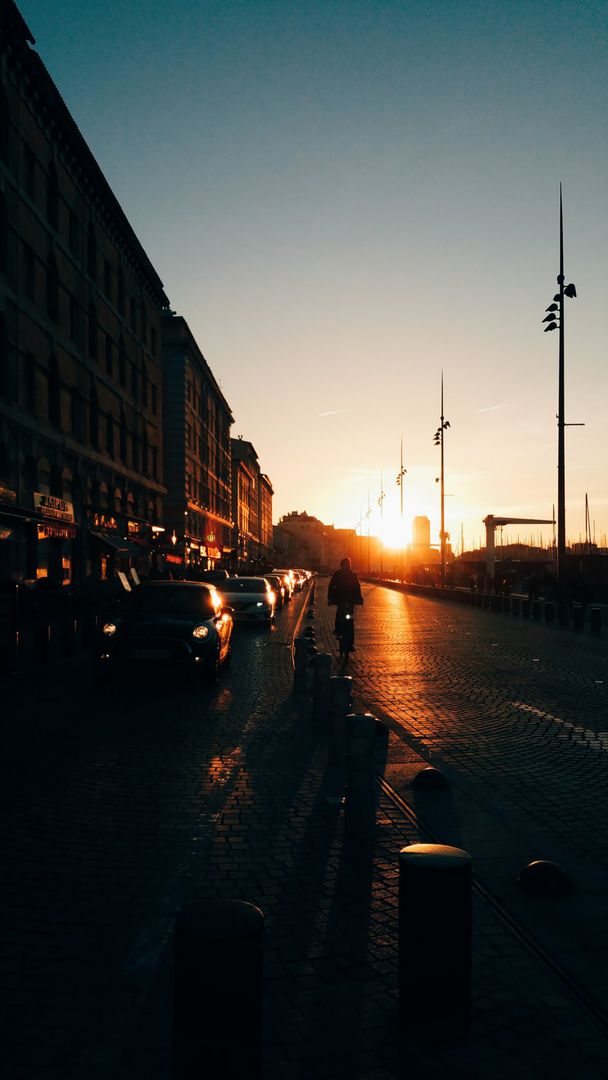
102 621 120 636
256 602 264 607
192 624 210 639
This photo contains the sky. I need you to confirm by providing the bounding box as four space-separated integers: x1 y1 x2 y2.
18 0 608 552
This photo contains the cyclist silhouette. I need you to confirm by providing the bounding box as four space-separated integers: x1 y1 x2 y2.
327 557 363 635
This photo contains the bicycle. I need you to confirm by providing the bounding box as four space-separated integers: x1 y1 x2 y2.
335 602 356 659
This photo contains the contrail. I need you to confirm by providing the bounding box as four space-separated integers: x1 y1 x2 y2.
318 409 344 417
475 404 507 413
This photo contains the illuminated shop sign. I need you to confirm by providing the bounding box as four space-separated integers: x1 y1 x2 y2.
90 512 119 530
37 523 76 540
34 493 74 522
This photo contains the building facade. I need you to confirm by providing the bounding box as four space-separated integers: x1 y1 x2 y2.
231 437 273 570
0 1 168 586
161 311 233 574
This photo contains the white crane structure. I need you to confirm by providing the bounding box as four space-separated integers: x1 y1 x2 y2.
483 515 555 580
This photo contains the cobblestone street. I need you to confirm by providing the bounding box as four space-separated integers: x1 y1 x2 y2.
2 580 608 1078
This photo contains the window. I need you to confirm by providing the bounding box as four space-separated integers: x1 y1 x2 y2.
24 147 36 202
0 193 7 275
69 294 80 344
89 384 99 449
106 412 114 457
46 252 59 321
142 427 148 475
68 209 79 255
105 333 113 376
46 161 58 229
104 259 112 299
131 362 139 398
88 301 97 360
152 447 158 480
119 409 127 463
118 267 125 315
87 222 97 280
151 384 157 415
70 388 82 441
48 355 61 429
0 316 7 399
0 86 9 165
118 336 127 385
130 297 137 332
22 242 35 301
23 352 35 412
150 326 157 357
142 363 148 408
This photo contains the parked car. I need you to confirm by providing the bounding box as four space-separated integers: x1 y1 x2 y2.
220 576 276 625
95 580 234 682
292 569 308 590
263 573 285 610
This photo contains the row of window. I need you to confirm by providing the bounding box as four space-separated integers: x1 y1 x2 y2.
0 81 159 354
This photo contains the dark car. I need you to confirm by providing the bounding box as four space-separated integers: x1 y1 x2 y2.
200 569 232 585
95 580 234 682
263 573 285 610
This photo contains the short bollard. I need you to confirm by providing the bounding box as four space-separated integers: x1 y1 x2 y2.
328 675 352 767
398 844 472 1031
345 712 377 837
173 899 264 1080
590 606 602 635
312 652 332 724
303 625 315 639
573 603 584 629
293 636 310 694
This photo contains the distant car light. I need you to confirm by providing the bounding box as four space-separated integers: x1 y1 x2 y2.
256 602 264 607
102 621 119 636
192 624 210 639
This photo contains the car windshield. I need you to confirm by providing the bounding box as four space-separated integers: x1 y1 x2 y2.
129 585 216 618
223 578 267 594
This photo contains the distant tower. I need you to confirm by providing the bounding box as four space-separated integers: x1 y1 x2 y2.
413 516 431 549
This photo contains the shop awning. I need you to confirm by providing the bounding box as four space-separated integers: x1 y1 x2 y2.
89 530 128 551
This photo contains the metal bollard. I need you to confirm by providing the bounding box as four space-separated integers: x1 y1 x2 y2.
590 606 602 635
328 675 352 767
573 603 584 629
312 652 332 724
398 844 472 1031
173 899 264 1080
293 636 310 694
345 713 377 838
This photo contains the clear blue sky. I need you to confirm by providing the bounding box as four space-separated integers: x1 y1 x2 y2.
20 0 608 550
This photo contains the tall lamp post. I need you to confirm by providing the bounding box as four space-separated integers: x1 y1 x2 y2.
542 184 578 590
396 436 406 579
377 471 386 576
433 373 450 586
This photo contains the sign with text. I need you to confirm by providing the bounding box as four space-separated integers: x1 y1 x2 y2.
34 493 74 523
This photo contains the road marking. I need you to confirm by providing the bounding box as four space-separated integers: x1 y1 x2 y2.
511 701 608 751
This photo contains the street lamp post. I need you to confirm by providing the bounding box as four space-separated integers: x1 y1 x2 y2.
396 437 406 578
377 472 386 576
433 373 450 586
542 185 578 590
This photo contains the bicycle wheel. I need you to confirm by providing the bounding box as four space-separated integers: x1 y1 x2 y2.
341 616 354 658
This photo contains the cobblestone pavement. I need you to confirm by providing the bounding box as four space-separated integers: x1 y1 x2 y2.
2 579 608 1077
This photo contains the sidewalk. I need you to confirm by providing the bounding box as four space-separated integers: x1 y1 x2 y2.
155 586 607 1079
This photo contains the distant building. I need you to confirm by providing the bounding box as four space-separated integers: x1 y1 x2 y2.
0 0 168 585
231 438 273 570
161 312 233 573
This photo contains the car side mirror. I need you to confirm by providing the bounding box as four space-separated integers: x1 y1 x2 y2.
220 605 234 617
